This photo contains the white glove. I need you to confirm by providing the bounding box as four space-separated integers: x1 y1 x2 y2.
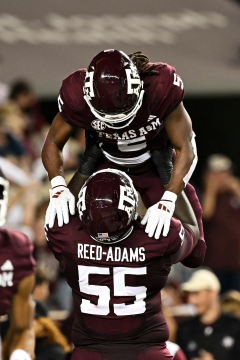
45 176 75 228
141 191 177 239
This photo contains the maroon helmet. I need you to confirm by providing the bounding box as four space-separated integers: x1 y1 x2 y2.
77 169 138 244
83 49 144 129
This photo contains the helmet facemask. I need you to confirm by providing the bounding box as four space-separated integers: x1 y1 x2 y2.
83 50 144 129
77 169 138 244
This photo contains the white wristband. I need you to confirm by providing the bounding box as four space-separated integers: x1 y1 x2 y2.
162 190 177 203
51 175 67 189
10 349 31 360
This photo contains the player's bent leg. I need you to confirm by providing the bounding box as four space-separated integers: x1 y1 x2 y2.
94 158 166 208
94 158 205 250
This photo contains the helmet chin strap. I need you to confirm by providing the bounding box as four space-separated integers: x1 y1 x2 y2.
90 225 134 245
103 115 136 130
84 90 144 129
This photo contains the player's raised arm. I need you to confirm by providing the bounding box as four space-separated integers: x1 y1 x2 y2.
142 64 197 240
164 102 196 195
68 131 102 199
42 113 74 180
142 131 196 240
7 274 35 360
42 113 76 228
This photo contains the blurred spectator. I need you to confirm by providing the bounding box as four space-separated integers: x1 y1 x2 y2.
6 181 42 238
9 80 46 133
0 111 25 158
202 154 240 293
0 91 40 176
0 79 48 175
221 290 240 317
34 301 71 360
176 269 240 360
0 103 30 171
33 268 50 304
9 80 35 112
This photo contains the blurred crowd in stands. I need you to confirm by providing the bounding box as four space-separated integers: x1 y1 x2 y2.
1 66 240 360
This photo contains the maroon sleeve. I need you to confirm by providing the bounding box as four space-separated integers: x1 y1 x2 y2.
10 230 36 279
181 239 206 268
58 69 87 128
154 64 185 120
164 218 185 256
45 214 82 256
181 183 206 268
171 225 195 264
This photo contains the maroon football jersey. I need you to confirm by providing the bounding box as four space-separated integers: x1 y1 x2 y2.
0 229 36 316
46 215 193 347
58 63 184 166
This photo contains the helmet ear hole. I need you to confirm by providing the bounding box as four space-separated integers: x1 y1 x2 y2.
117 212 122 221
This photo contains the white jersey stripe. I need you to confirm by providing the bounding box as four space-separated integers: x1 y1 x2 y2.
102 149 151 165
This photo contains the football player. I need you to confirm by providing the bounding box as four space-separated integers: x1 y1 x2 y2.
42 49 197 239
45 168 204 360
0 169 36 360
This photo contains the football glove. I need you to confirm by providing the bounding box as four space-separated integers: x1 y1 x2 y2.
45 176 75 228
141 191 177 239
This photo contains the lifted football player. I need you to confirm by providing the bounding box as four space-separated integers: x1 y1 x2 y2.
45 169 203 360
42 50 197 239
0 169 36 360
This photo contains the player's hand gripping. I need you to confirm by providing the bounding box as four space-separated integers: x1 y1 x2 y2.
142 141 177 239
45 176 75 228
141 191 177 239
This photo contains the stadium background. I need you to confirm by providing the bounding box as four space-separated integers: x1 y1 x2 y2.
1 0 240 359
1 0 240 184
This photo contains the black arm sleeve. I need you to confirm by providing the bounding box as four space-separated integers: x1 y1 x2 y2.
78 131 102 176
151 140 173 185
